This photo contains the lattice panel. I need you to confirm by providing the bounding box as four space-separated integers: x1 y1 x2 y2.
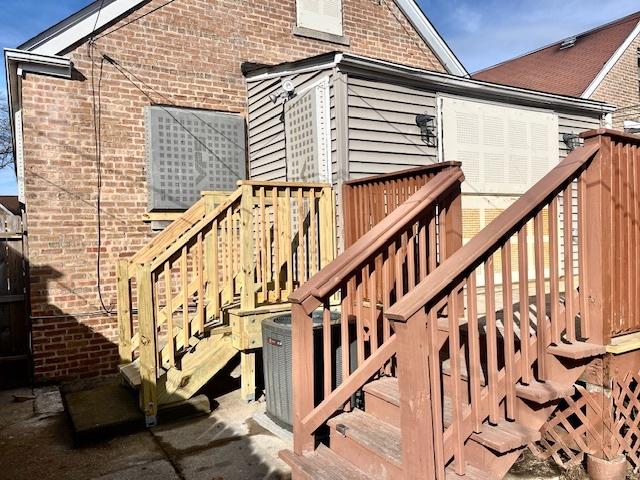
612 372 640 468
531 375 640 470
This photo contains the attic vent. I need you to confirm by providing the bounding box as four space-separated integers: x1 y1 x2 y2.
560 36 577 50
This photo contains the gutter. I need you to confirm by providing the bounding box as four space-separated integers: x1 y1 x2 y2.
337 54 615 115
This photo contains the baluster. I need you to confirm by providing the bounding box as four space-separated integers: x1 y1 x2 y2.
197 232 205 334
211 220 220 319
180 245 189 344
260 187 268 301
272 188 281 302
418 216 428 281
297 187 305 285
501 240 516 420
466 272 482 432
578 172 590 338
430 307 445 480
449 288 466 475
518 226 531 383
116 260 133 363
164 261 175 368
226 210 234 301
369 258 379 352
407 222 416 290
356 269 365 366
309 189 318 277
429 206 437 273
549 197 560 343
340 283 351 383
484 256 499 424
322 299 332 397
395 235 405 299
534 209 547 380
563 187 575 341
285 187 293 295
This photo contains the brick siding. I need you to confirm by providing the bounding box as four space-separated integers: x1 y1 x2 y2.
21 0 447 382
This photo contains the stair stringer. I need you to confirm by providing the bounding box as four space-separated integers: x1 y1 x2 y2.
461 354 593 478
159 330 238 404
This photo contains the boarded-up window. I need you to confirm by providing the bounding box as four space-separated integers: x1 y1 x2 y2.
441 97 559 196
145 106 246 211
285 81 331 183
297 0 343 36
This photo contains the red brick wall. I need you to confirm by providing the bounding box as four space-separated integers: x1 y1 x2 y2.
591 31 640 124
22 0 446 382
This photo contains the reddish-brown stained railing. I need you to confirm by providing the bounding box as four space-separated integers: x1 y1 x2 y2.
384 130 640 478
290 166 464 455
342 162 462 248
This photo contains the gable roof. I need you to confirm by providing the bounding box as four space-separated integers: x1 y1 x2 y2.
17 0 467 76
473 11 640 98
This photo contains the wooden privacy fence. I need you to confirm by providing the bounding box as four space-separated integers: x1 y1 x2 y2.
342 162 462 248
116 180 335 418
0 209 27 386
289 166 464 454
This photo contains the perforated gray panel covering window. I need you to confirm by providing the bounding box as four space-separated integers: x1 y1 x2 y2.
146 106 246 210
285 89 319 182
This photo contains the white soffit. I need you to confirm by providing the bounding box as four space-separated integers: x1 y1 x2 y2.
582 19 640 99
394 0 468 77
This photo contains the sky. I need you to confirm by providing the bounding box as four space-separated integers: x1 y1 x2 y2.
0 0 639 194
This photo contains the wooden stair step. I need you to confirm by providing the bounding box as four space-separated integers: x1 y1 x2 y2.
446 464 499 480
437 315 468 332
279 445 373 480
516 380 574 403
442 358 487 386
363 377 399 406
547 341 606 359
470 419 540 453
119 359 167 389
327 408 402 468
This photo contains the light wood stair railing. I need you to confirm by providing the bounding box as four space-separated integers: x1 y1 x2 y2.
116 181 335 425
288 164 465 454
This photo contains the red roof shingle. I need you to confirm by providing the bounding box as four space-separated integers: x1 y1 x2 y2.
473 11 640 97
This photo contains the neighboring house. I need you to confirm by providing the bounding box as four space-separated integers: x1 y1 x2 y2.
475 11 640 131
2 0 467 382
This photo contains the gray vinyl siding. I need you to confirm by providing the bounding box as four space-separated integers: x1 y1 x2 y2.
346 76 438 179
247 68 334 181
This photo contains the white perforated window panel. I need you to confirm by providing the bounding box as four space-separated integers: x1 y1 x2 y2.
441 97 559 196
285 80 331 183
297 0 343 36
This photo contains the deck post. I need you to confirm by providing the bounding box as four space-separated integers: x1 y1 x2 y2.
291 302 316 455
136 262 158 427
582 133 613 345
239 184 257 402
395 312 436 478
116 260 133 363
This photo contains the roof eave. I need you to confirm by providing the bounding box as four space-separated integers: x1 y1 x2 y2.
581 19 640 98
394 0 468 77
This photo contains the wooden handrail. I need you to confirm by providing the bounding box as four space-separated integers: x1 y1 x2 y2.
291 166 464 454
290 167 465 312
342 161 462 187
385 142 600 322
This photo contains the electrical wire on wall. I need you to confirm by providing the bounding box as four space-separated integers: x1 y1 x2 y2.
89 0 116 315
